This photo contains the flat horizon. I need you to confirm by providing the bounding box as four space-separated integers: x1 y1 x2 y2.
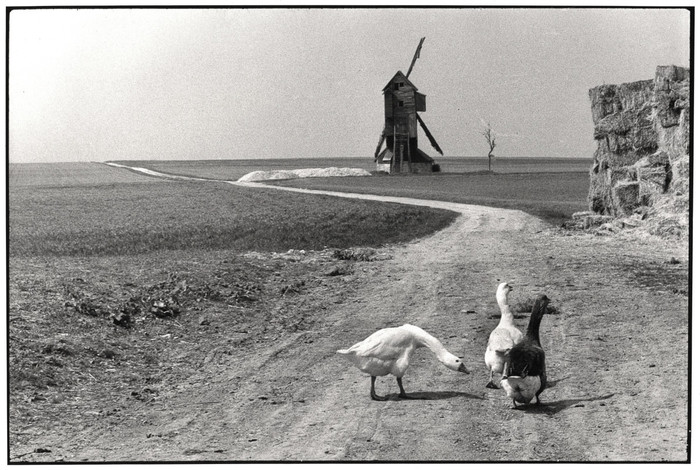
9 155 593 165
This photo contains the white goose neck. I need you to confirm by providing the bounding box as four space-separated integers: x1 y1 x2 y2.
496 293 515 324
403 324 446 353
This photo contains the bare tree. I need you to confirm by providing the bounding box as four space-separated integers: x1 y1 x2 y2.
482 123 496 171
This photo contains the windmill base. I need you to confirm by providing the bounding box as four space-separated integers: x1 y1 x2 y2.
376 147 436 174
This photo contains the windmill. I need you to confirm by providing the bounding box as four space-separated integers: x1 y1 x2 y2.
374 37 443 174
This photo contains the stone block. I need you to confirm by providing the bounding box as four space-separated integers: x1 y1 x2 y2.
603 129 657 156
638 166 669 204
594 111 634 137
638 165 668 186
607 167 636 187
655 65 689 88
638 150 670 167
612 181 640 216
671 154 690 181
589 80 654 123
587 171 612 214
572 211 596 220
657 110 689 162
583 214 615 229
654 67 690 129
589 84 620 122
617 80 655 111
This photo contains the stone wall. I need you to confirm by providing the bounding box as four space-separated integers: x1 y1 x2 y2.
587 65 689 228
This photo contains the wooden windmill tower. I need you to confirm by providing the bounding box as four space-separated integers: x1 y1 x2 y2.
374 37 444 174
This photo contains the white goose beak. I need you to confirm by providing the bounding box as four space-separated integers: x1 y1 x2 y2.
458 363 469 374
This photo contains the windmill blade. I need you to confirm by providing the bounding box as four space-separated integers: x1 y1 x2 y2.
417 114 443 155
374 130 386 160
405 37 425 78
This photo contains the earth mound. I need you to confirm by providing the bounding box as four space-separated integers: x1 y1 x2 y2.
238 167 371 182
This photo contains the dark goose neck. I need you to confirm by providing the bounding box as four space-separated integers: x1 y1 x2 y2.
526 311 544 346
526 296 549 346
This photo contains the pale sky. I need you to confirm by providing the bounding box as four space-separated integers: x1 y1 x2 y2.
8 7 691 163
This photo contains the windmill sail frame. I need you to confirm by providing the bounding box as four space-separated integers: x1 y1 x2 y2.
416 114 443 156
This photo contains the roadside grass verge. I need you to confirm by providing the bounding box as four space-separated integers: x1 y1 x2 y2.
9 181 458 257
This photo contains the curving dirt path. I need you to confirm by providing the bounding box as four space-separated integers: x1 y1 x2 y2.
29 164 689 461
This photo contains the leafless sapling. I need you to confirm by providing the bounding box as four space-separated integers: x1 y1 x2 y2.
482 123 496 172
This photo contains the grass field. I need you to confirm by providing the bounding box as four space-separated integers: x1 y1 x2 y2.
111 157 591 182
271 172 590 226
9 163 457 257
106 157 591 225
9 162 161 187
9 158 591 259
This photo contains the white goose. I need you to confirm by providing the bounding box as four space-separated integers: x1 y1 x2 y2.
484 282 524 388
337 324 469 401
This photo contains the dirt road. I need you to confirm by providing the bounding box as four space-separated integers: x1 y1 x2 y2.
12 168 689 462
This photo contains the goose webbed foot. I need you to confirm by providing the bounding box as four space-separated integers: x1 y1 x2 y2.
485 380 499 389
486 370 502 389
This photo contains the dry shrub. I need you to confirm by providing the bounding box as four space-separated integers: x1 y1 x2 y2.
333 248 384 262
645 214 688 239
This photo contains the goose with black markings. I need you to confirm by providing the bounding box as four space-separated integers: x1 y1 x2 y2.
337 324 469 401
500 294 550 407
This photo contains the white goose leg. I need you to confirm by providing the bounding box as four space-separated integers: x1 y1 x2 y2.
370 376 387 401
397 377 410 399
486 369 499 389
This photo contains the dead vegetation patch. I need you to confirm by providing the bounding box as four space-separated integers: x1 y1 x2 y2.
332 247 392 262
8 249 373 457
